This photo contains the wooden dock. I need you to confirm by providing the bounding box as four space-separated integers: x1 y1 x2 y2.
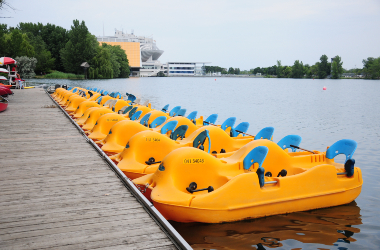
0 88 184 249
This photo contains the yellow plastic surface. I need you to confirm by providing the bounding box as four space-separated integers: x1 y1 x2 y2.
87 113 126 140
133 140 363 223
116 125 254 179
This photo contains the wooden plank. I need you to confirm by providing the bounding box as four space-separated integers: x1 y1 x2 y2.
0 89 177 249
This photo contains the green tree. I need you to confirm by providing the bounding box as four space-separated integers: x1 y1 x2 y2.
100 43 130 78
234 68 240 75
362 57 380 79
4 29 35 58
18 22 69 71
318 54 329 79
291 60 304 78
60 20 98 74
0 24 8 56
40 24 69 71
88 46 113 79
331 55 343 79
28 34 55 74
15 56 37 78
276 60 283 78
283 66 292 78
228 67 234 74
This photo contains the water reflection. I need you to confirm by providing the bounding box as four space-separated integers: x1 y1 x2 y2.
171 201 361 249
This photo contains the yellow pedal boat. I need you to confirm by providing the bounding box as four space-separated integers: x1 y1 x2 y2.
114 125 271 179
133 138 362 223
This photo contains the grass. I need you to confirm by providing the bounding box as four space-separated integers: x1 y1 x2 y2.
43 71 85 79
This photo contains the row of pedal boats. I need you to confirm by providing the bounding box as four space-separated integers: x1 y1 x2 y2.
52 87 363 223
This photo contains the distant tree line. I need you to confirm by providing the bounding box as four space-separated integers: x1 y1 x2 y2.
207 54 379 79
0 20 130 79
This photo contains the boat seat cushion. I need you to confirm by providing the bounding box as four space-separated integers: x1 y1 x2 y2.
170 125 188 140
221 117 236 131
149 116 167 128
204 114 218 125
254 127 274 140
277 135 302 152
160 120 178 134
326 139 357 162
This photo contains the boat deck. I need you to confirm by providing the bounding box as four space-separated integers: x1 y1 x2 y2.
0 88 178 249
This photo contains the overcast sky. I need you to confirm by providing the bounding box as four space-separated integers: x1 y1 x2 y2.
2 0 380 69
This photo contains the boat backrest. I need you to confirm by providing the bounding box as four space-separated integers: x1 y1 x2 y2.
221 117 236 131
131 110 142 121
97 97 103 104
142 100 150 106
169 106 181 117
176 109 187 117
230 122 250 137
204 114 218 125
162 104 169 112
140 113 152 126
170 125 188 140
103 99 113 107
243 146 269 187
254 127 274 140
160 120 178 134
193 130 208 149
277 135 302 152
326 139 357 162
127 94 136 103
128 107 138 118
186 111 198 123
149 116 167 128
243 146 269 170
120 105 133 114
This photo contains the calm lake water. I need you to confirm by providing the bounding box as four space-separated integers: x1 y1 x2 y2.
30 77 380 249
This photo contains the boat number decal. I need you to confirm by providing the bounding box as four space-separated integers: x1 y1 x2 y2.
106 118 119 122
184 158 205 164
146 138 161 142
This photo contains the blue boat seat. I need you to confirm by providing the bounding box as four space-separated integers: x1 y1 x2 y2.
140 113 151 126
254 127 274 140
326 139 357 162
97 97 103 104
170 125 188 140
243 146 269 187
161 120 178 134
127 94 136 103
243 146 269 170
187 111 198 124
120 105 133 114
221 117 236 131
204 114 218 125
162 104 169 112
149 116 167 128
128 107 138 118
72 88 78 93
193 130 208 149
131 110 142 121
230 122 250 137
103 91 109 95
176 109 187 117
169 106 181 117
115 92 122 99
277 135 302 152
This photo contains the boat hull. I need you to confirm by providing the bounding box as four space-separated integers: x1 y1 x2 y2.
153 185 362 223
